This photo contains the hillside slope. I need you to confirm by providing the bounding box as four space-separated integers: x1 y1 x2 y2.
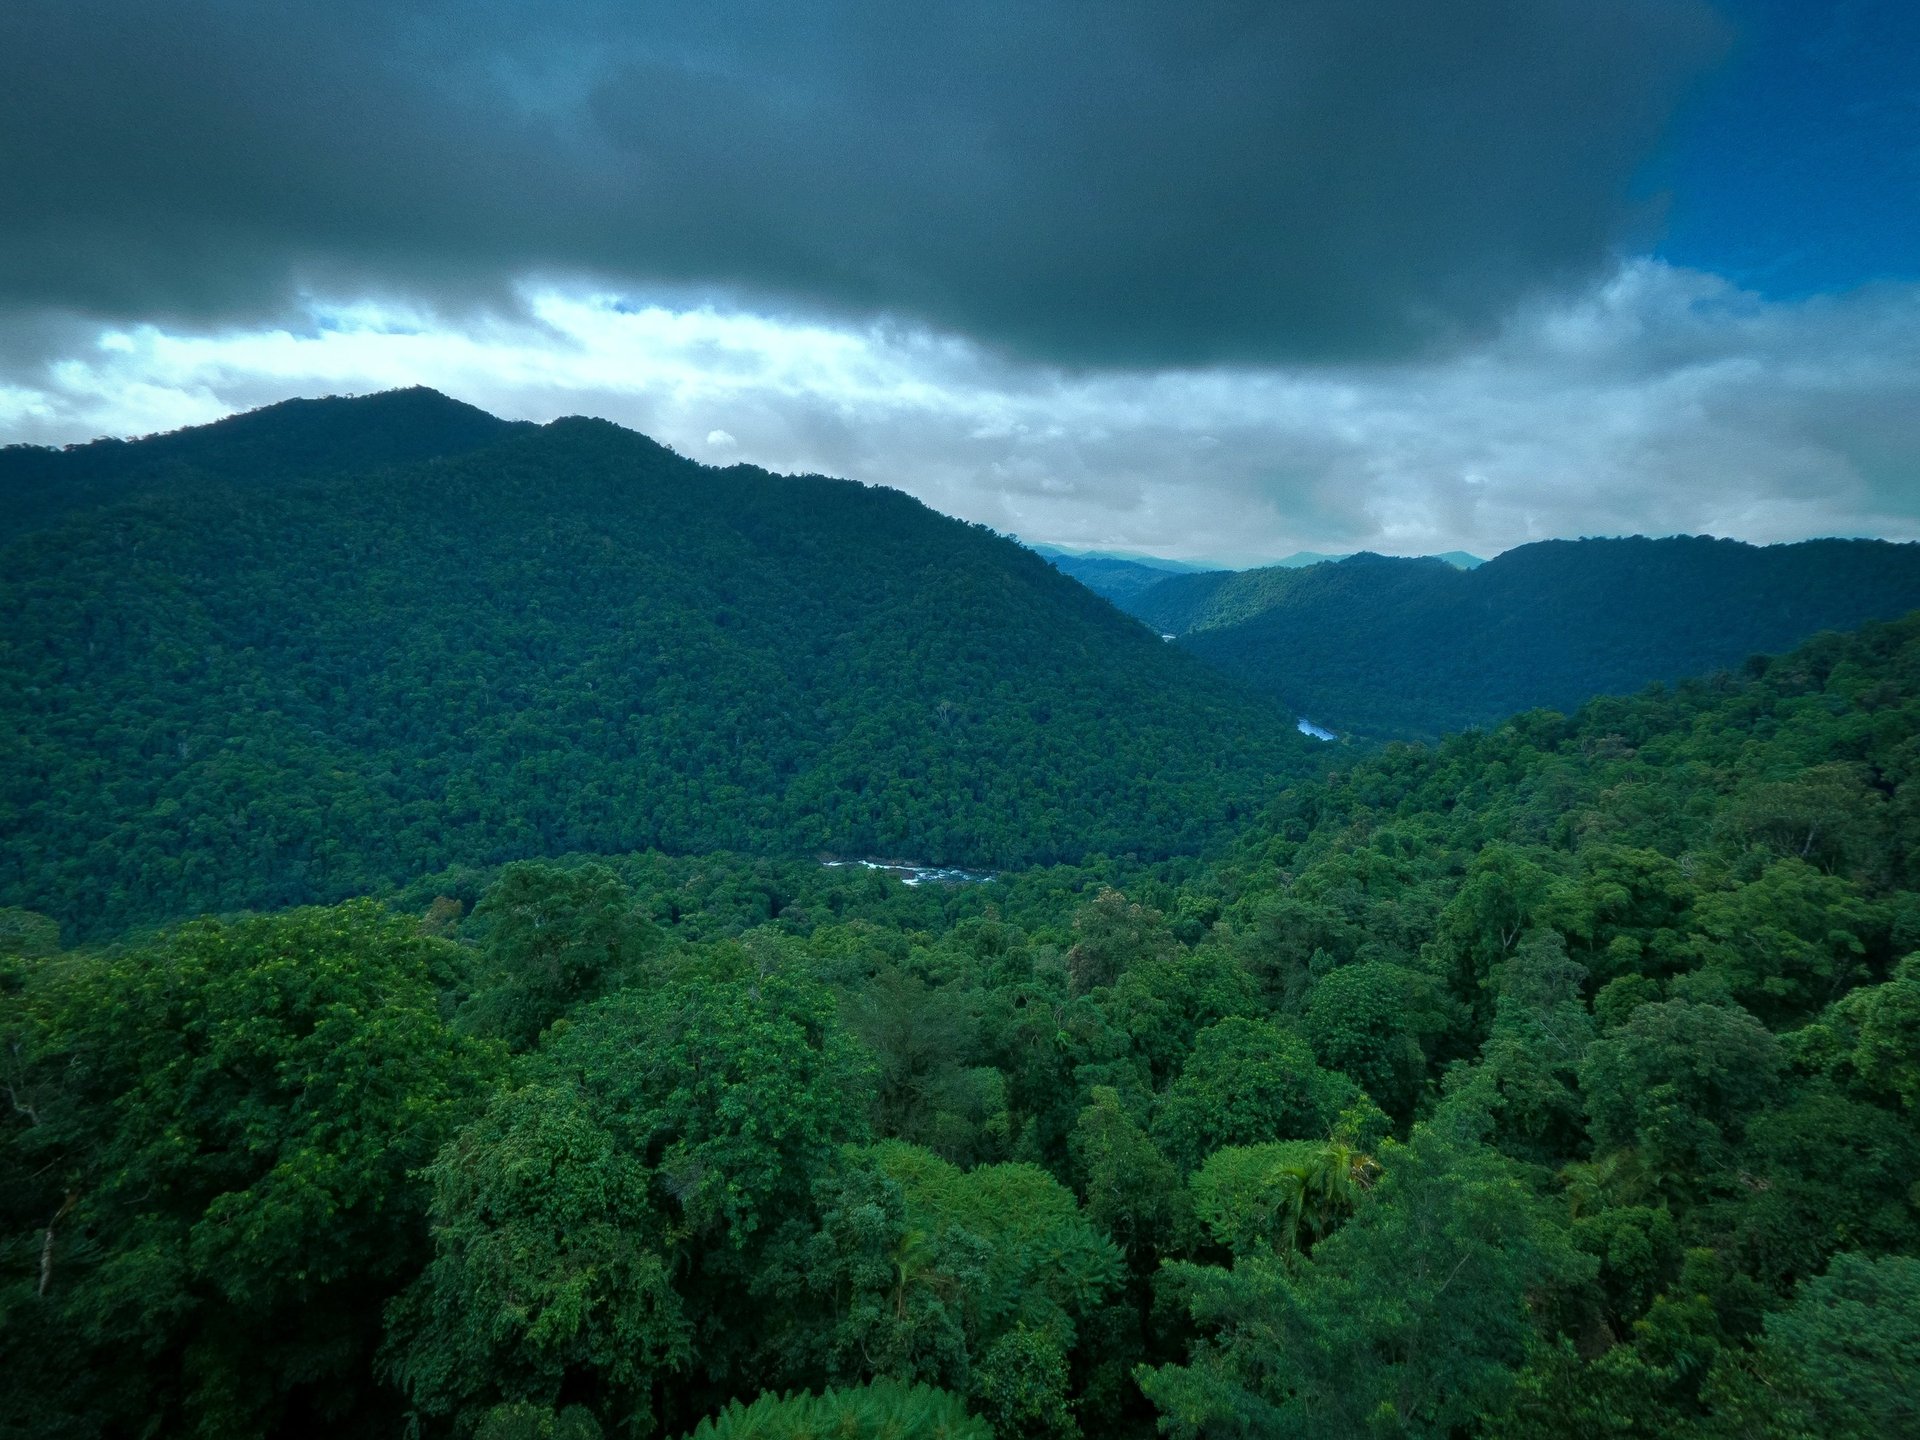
1139 537 1920 738
0 394 1311 937
1123 550 1490 636
0 386 532 541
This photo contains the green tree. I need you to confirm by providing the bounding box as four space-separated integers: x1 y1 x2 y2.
1068 1086 1183 1269
1797 953 1920 1110
1493 1249 1768 1439
763 1157 974 1391
0 903 500 1439
461 861 661 1049
384 1084 688 1432
1724 762 1890 878
1066 888 1178 995
388 969 873 1434
1141 1126 1591 1438
1682 859 1884 1024
1428 844 1565 1025
1152 1018 1356 1174
475 1401 607 1440
0 907 59 959
1580 1000 1784 1196
972 1327 1078 1439
1570 1204 1682 1335
1739 1252 1920 1435
1470 931 1595 1161
766 1142 1118 1437
874 1143 1121 1364
1302 963 1446 1120
844 968 994 1156
1097 942 1258 1089
1187 1138 1378 1260
1717 1084 1920 1291
679 1380 988 1440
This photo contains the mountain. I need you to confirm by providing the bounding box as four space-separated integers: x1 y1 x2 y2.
1134 536 1920 739
1031 545 1213 604
0 391 1313 938
0 386 532 541
1121 562 1326 636
1123 550 1493 637
1040 553 1196 604
1275 550 1347 567
1041 547 1481 611
1030 544 1210 570
1273 549 1481 570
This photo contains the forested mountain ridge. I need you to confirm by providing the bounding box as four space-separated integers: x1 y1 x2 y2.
1039 554 1186 605
7 612 1918 1438
1115 549 1487 637
0 386 531 541
1123 535 1920 739
0 395 1313 939
1032 547 1207 605
1120 552 1456 637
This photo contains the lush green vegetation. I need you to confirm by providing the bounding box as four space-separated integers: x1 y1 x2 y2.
1117 559 1338 636
0 395 1313 939
8 608 1920 1437
0 387 529 543
1118 537 1920 739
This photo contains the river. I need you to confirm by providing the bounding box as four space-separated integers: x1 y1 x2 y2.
822 858 998 886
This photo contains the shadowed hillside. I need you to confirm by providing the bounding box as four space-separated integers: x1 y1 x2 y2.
1033 546 1209 605
0 386 533 541
0 393 1311 937
1122 538 1920 738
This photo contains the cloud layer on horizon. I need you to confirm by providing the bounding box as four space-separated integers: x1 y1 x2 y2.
1 0 1722 367
6 1 1912 561
7 260 1916 565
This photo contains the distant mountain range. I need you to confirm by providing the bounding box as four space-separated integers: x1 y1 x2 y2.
1029 544 1211 571
1032 548 1206 604
1035 543 1480 606
0 390 1313 937
1269 549 1484 570
1111 540 1920 739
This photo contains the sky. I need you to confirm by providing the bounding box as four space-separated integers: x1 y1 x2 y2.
1 0 1915 565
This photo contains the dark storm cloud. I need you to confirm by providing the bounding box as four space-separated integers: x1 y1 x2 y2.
0 0 1724 366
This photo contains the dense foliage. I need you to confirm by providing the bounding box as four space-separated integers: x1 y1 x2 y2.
1118 537 1920 739
0 387 529 543
0 394 1312 939
8 611 1920 1436
1119 560 1346 636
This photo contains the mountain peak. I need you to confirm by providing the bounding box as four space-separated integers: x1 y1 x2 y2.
1 388 533 541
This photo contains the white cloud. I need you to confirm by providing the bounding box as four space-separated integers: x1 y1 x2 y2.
6 260 1918 565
